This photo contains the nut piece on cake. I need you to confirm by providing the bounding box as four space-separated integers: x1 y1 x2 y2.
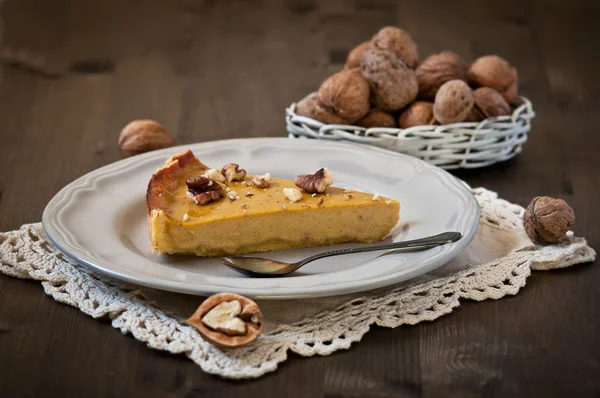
185 293 264 348
295 168 334 193
186 176 225 205
221 163 246 182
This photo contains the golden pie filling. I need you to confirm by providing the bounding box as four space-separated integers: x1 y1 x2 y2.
147 150 400 257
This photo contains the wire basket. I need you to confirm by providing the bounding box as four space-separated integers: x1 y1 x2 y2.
286 93 535 170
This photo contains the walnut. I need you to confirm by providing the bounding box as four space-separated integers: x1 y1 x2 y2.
295 93 318 117
283 187 303 203
398 101 435 128
252 173 271 188
467 87 511 121
433 79 474 124
371 26 419 68
118 120 174 157
361 46 418 112
203 168 226 183
416 51 468 100
221 163 246 182
185 293 263 348
316 70 370 124
186 176 225 205
295 168 334 193
523 196 575 244
467 55 519 103
356 108 397 128
345 40 371 70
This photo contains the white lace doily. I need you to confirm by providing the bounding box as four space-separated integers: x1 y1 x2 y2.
0 188 595 379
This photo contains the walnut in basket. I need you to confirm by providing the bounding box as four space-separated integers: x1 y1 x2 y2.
316 70 371 124
361 46 418 112
416 51 468 101
356 108 397 128
345 41 371 70
467 87 511 121
295 93 351 125
398 101 436 128
433 80 474 124
371 26 419 69
467 55 519 103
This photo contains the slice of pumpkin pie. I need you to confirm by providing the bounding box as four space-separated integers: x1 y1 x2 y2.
146 149 400 257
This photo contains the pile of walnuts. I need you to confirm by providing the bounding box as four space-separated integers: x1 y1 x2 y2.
296 26 520 129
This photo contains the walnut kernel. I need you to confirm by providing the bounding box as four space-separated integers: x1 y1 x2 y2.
185 293 263 348
295 168 334 193
221 163 246 182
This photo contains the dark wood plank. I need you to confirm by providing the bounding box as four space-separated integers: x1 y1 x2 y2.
0 0 598 397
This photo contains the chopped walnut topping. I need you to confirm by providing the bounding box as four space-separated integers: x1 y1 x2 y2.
282 205 287 210
228 190 241 200
295 168 334 193
183 213 190 221
203 169 226 183
344 193 353 200
317 198 324 206
372 194 381 201
312 193 317 197
245 192 253 197
221 163 247 182
186 177 226 205
283 187 303 203
241 204 249 209
252 173 271 188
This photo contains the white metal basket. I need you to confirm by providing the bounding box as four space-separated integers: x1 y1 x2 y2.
286 94 535 169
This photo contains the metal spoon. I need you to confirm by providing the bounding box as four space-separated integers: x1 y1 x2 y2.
219 231 462 277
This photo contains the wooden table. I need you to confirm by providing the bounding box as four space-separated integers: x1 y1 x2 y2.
1 0 598 396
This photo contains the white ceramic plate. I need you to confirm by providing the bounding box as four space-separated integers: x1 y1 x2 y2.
42 138 479 299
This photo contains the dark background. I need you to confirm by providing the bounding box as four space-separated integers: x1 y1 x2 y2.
0 0 598 397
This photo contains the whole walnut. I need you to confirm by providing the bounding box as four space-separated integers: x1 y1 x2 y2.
361 47 418 112
316 70 370 124
398 101 435 128
371 26 419 68
295 93 318 117
523 196 575 244
416 51 468 100
356 108 397 128
345 41 371 70
433 80 474 124
118 120 175 157
295 93 351 124
467 55 519 103
467 87 511 121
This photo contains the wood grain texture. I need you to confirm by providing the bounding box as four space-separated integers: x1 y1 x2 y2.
0 0 598 397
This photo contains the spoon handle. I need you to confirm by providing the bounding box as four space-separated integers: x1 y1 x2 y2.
298 231 462 266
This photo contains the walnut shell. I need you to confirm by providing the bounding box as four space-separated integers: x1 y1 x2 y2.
356 108 397 128
316 70 370 124
361 47 418 112
416 51 468 100
398 101 435 128
470 87 511 120
345 41 371 70
467 55 519 103
295 93 350 124
295 93 318 117
118 120 175 157
371 26 418 68
433 80 474 124
185 293 263 348
523 196 575 244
